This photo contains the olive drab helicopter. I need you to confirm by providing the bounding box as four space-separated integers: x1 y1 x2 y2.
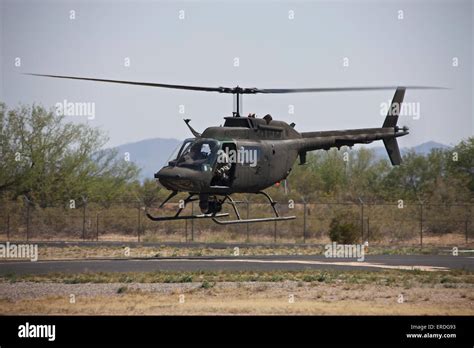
27 73 441 224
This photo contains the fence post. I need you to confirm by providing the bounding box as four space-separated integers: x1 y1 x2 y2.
272 201 278 243
26 200 30 241
246 201 250 243
137 204 141 243
465 220 469 244
185 219 188 243
6 214 10 241
191 202 194 242
273 221 277 243
367 217 370 244
96 213 99 241
82 201 86 240
466 204 471 244
360 202 364 242
303 202 307 244
419 203 423 249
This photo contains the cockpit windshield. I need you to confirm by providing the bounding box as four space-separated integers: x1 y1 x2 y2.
167 138 194 165
167 138 219 171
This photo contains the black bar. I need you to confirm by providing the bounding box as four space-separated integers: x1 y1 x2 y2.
0 316 472 346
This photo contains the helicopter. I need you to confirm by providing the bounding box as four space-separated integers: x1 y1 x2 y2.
27 73 441 224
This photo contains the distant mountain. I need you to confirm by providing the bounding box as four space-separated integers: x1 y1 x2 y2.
371 141 451 161
408 141 451 155
114 138 451 181
114 138 181 180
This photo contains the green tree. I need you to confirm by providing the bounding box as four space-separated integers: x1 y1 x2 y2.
132 178 163 207
0 103 139 206
381 151 432 201
447 137 474 194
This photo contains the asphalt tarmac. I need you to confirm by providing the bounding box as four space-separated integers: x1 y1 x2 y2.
0 254 472 274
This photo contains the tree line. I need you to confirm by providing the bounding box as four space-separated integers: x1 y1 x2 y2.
283 138 473 203
1 103 472 208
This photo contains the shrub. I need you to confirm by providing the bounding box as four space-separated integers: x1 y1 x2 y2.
328 213 359 244
425 220 460 234
117 286 128 294
201 280 214 289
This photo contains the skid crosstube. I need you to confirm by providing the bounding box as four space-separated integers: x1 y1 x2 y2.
212 191 295 225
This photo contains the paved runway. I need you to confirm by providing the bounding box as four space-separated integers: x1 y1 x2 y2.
0 255 472 274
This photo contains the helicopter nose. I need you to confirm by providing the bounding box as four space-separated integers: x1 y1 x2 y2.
155 167 181 180
155 167 196 191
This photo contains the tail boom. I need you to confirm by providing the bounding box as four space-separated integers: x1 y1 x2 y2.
296 87 409 165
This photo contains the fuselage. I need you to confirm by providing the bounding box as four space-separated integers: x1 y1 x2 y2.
156 116 300 194
155 114 408 195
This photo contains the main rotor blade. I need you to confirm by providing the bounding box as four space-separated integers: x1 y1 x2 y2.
24 73 226 93
25 74 446 94
254 86 446 94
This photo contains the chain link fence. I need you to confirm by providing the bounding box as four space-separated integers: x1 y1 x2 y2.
0 199 472 246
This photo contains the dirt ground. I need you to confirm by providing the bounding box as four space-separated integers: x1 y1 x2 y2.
1 280 473 315
1 242 472 315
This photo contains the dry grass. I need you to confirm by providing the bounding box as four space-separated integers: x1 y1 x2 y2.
2 268 472 315
1 230 471 247
33 245 328 260
1 281 473 315
3 242 468 261
3 269 474 288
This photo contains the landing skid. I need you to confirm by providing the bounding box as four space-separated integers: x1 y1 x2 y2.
146 212 229 222
145 190 295 224
212 215 295 225
145 191 229 222
212 191 296 225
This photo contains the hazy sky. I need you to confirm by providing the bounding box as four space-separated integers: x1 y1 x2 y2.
1 0 472 147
